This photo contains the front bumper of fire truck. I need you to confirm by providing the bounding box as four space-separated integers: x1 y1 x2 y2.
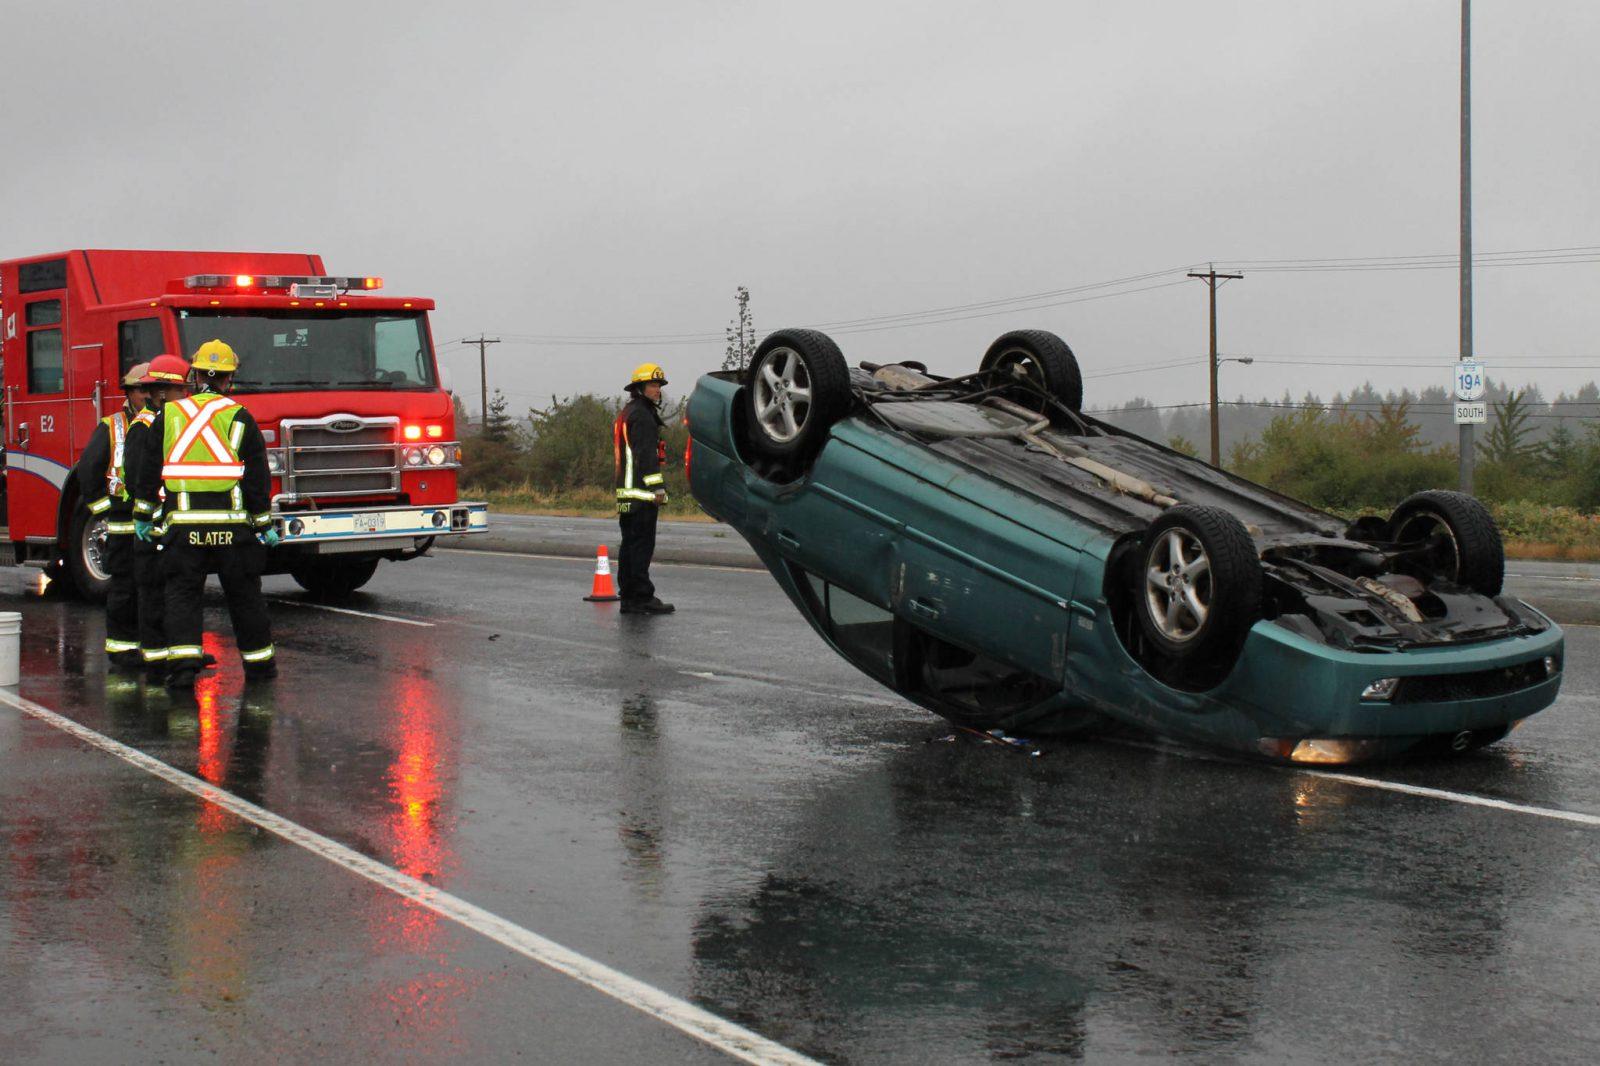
272 501 489 555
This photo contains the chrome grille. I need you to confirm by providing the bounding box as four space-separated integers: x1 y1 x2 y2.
281 415 400 500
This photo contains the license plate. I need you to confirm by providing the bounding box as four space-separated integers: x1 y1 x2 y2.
353 513 386 533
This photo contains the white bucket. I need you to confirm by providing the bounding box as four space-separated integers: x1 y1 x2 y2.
0 611 20 687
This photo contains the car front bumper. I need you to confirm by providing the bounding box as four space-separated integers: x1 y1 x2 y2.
1073 601 1566 764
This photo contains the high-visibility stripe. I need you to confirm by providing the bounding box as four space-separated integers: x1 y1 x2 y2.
141 648 169 662
251 512 272 527
616 488 656 502
105 521 137 535
105 639 140 653
167 645 204 660
132 500 156 516
163 463 245 479
241 645 276 663
229 419 245 450
641 472 665 486
163 510 248 524
87 496 112 514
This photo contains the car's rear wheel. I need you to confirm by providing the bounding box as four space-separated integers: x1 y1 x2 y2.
1386 490 1503 596
743 328 852 468
979 330 1083 412
290 556 380 598
66 505 113 602
1136 505 1261 665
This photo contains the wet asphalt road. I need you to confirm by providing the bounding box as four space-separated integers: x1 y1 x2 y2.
2 549 1599 1064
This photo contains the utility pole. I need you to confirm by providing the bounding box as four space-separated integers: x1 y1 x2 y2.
465 334 501 430
1458 0 1475 492
1188 265 1244 466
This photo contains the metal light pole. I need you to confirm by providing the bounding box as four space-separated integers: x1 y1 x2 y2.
1458 0 1475 492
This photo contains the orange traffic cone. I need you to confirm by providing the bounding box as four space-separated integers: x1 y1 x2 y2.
583 545 621 602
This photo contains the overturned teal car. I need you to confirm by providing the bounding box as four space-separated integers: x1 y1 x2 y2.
687 328 1564 765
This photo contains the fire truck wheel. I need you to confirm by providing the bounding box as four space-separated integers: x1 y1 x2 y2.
66 506 113 602
290 556 380 599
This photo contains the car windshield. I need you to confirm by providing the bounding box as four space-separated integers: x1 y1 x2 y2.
176 309 436 392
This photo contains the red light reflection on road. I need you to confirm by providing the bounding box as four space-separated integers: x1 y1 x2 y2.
379 671 458 951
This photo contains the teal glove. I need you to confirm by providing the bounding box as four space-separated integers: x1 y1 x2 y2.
259 527 281 547
134 520 154 542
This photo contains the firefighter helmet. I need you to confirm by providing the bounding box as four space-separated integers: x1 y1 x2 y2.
146 354 190 383
122 363 152 388
628 363 668 389
191 339 240 374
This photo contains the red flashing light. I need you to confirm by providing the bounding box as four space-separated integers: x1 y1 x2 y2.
360 276 383 289
235 274 255 287
425 425 444 439
402 425 423 441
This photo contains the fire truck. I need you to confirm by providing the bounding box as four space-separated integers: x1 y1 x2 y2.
0 249 488 599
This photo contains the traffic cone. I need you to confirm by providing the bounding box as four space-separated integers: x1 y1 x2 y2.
583 545 621 602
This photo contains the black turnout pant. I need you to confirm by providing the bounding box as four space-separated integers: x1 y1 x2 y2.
617 504 659 603
133 540 166 663
103 530 138 656
161 529 274 668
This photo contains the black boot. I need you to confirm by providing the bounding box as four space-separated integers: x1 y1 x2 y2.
623 597 676 615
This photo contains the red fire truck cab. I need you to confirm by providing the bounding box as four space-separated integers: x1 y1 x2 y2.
0 249 488 598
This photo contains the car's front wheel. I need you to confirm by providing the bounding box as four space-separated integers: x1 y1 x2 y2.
1386 490 1503 596
743 328 852 470
1135 505 1261 667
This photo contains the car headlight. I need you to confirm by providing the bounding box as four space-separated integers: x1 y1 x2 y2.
1360 677 1401 702
425 444 448 466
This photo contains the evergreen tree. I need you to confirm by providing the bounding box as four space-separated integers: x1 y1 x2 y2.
722 286 756 372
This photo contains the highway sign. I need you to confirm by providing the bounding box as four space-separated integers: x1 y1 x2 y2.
1454 401 1488 425
1454 361 1486 401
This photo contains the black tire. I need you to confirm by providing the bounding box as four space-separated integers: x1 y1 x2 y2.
290 556 380 598
742 328 852 466
1135 504 1261 665
1386 490 1504 596
980 330 1084 412
65 504 112 602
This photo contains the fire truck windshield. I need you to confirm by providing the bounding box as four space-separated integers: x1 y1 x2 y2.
176 309 437 392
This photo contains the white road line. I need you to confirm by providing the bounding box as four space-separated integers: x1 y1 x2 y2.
439 546 766 574
1305 769 1600 827
269 599 435 627
0 687 817 1066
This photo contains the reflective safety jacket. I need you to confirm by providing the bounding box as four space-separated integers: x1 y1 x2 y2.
122 408 160 532
132 391 272 539
614 394 667 512
74 404 139 533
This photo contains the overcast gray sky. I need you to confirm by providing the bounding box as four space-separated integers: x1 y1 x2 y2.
4 0 1596 415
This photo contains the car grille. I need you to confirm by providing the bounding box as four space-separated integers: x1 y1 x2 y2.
281 416 400 500
1393 658 1555 704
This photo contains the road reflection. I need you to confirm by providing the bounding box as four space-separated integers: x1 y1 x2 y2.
689 740 1541 1061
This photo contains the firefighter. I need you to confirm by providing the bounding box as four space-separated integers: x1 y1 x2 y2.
613 363 675 614
132 340 279 688
74 363 152 670
125 354 193 678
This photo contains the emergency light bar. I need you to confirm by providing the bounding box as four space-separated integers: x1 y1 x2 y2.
183 274 383 292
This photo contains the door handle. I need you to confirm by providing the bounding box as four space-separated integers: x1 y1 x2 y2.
909 597 941 620
776 530 800 550
17 422 28 449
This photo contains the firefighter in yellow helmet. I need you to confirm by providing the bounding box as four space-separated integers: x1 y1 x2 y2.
131 339 280 687
73 362 155 669
613 363 674 614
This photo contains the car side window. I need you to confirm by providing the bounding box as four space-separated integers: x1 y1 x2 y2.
824 583 895 678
